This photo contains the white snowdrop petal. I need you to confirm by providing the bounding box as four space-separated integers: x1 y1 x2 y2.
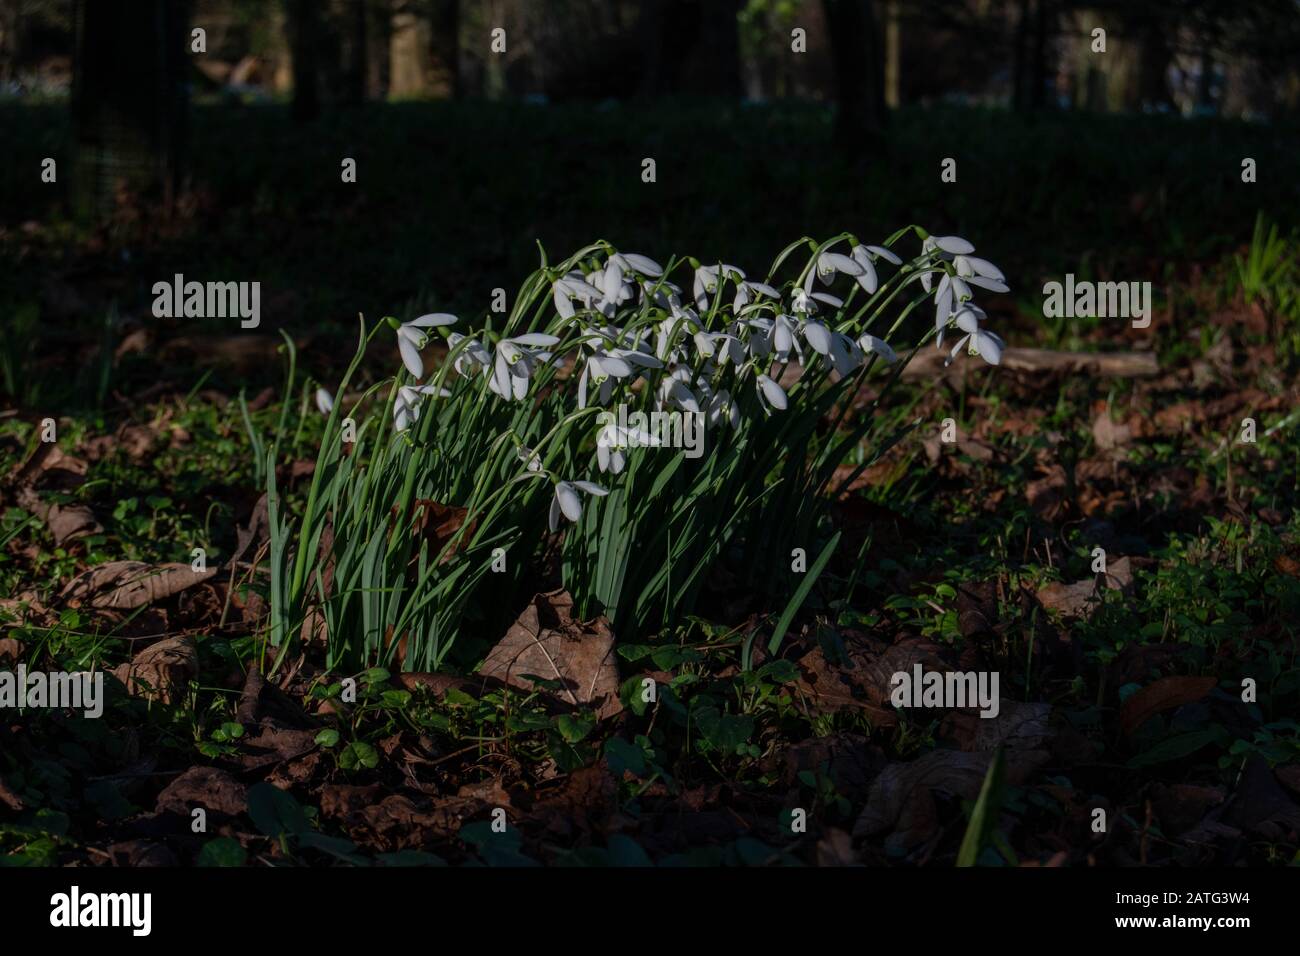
621 253 663 277
821 252 864 276
977 330 1004 365
315 388 333 414
855 258 878 294
757 373 788 411
554 287 576 318
933 235 975 255
866 245 902 265
398 335 424 378
556 482 583 521
572 480 609 496
774 317 793 355
811 292 843 308
966 256 1005 281
803 321 832 356
409 312 457 328
967 275 1010 293
548 495 562 532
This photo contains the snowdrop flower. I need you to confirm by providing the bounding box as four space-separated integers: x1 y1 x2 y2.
953 254 1009 293
803 320 861 377
596 423 660 474
693 263 746 310
314 387 334 415
549 479 609 531
491 333 559 401
609 252 664 278
733 279 781 312
925 235 976 256
396 313 457 378
658 366 701 413
849 244 902 294
772 314 796 360
937 299 985 349
707 389 741 429
755 372 788 413
590 259 638 317
552 274 604 319
792 288 843 315
655 307 700 364
858 333 898 364
393 384 451 431
577 345 661 408
517 445 543 472
812 251 865 288
693 330 746 366
946 308 1004 366
447 332 492 378
641 278 682 310
734 316 774 359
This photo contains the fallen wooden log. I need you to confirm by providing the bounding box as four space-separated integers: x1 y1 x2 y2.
900 346 1160 381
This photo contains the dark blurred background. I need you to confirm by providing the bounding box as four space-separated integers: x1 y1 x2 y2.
0 0 1297 404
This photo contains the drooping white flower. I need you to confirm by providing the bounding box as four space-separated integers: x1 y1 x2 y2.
396 313 457 378
609 251 664 278
448 332 492 378
577 345 661 408
755 372 788 413
314 388 334 415
552 274 604 319
792 288 843 315
596 423 661 474
706 388 741 429
849 245 880 294
930 235 975 256
814 251 865 288
953 254 1009 293
693 262 746 310
590 259 638 317
802 320 861 377
658 365 701 413
772 314 796 360
517 445 544 472
864 244 903 266
946 308 1004 366
490 333 559 401
393 384 451 431
733 279 781 312
548 479 609 532
858 333 898 364
693 330 746 366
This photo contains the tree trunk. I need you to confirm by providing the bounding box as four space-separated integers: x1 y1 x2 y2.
822 0 886 155
1136 16 1173 111
647 0 740 97
883 0 900 108
1030 0 1052 109
389 7 427 96
428 0 458 98
341 0 368 106
1011 0 1031 109
286 0 320 121
71 0 188 220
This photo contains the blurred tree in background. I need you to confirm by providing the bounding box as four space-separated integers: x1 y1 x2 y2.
4 0 1297 118
70 0 188 219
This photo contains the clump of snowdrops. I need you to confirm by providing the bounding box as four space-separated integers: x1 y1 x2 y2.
265 228 1007 674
